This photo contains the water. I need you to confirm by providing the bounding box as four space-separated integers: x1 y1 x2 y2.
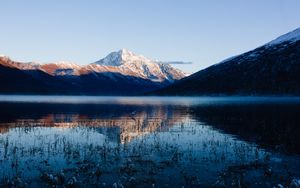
0 96 300 187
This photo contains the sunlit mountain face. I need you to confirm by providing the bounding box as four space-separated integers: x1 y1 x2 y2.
0 49 187 95
1 96 300 187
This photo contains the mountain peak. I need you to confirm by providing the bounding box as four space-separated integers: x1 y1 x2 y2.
118 49 141 62
0 55 11 60
268 27 300 46
92 49 187 82
118 48 133 56
94 49 151 66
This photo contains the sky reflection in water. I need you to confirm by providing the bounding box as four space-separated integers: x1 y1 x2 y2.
0 96 300 187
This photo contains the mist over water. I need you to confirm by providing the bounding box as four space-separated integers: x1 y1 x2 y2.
0 96 300 187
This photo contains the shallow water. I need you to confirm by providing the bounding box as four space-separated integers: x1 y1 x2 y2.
0 96 300 187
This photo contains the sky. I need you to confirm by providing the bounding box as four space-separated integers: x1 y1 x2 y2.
0 0 299 73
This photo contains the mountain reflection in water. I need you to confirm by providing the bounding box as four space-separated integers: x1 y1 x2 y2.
0 96 300 187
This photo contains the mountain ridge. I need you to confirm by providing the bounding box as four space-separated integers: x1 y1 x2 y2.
0 49 187 95
0 49 187 82
153 27 300 96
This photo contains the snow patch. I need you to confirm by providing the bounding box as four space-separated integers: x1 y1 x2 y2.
92 49 187 82
215 27 300 67
267 27 300 46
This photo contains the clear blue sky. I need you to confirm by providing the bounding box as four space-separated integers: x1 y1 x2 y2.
0 0 299 73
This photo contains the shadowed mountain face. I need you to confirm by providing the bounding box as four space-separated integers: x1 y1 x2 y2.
0 64 69 94
0 49 187 95
154 28 300 96
0 65 164 95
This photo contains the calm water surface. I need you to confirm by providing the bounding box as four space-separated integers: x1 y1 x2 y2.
0 96 300 187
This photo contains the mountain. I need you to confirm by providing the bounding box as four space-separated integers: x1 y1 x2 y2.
40 61 82 76
0 56 71 94
153 27 300 96
0 50 187 95
93 49 186 82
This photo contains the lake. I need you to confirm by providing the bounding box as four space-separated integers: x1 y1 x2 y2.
0 96 300 187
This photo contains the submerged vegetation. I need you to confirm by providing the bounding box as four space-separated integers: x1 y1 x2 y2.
0 97 300 187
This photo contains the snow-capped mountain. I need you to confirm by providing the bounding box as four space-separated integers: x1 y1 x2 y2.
267 27 300 46
93 49 187 82
0 49 186 81
212 27 300 67
154 27 300 95
0 49 187 95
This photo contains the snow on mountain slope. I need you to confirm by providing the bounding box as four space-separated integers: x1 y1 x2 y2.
93 49 187 82
95 49 152 66
154 27 300 96
267 27 300 46
40 61 81 76
0 56 14 68
0 49 187 82
214 27 300 67
0 56 39 69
